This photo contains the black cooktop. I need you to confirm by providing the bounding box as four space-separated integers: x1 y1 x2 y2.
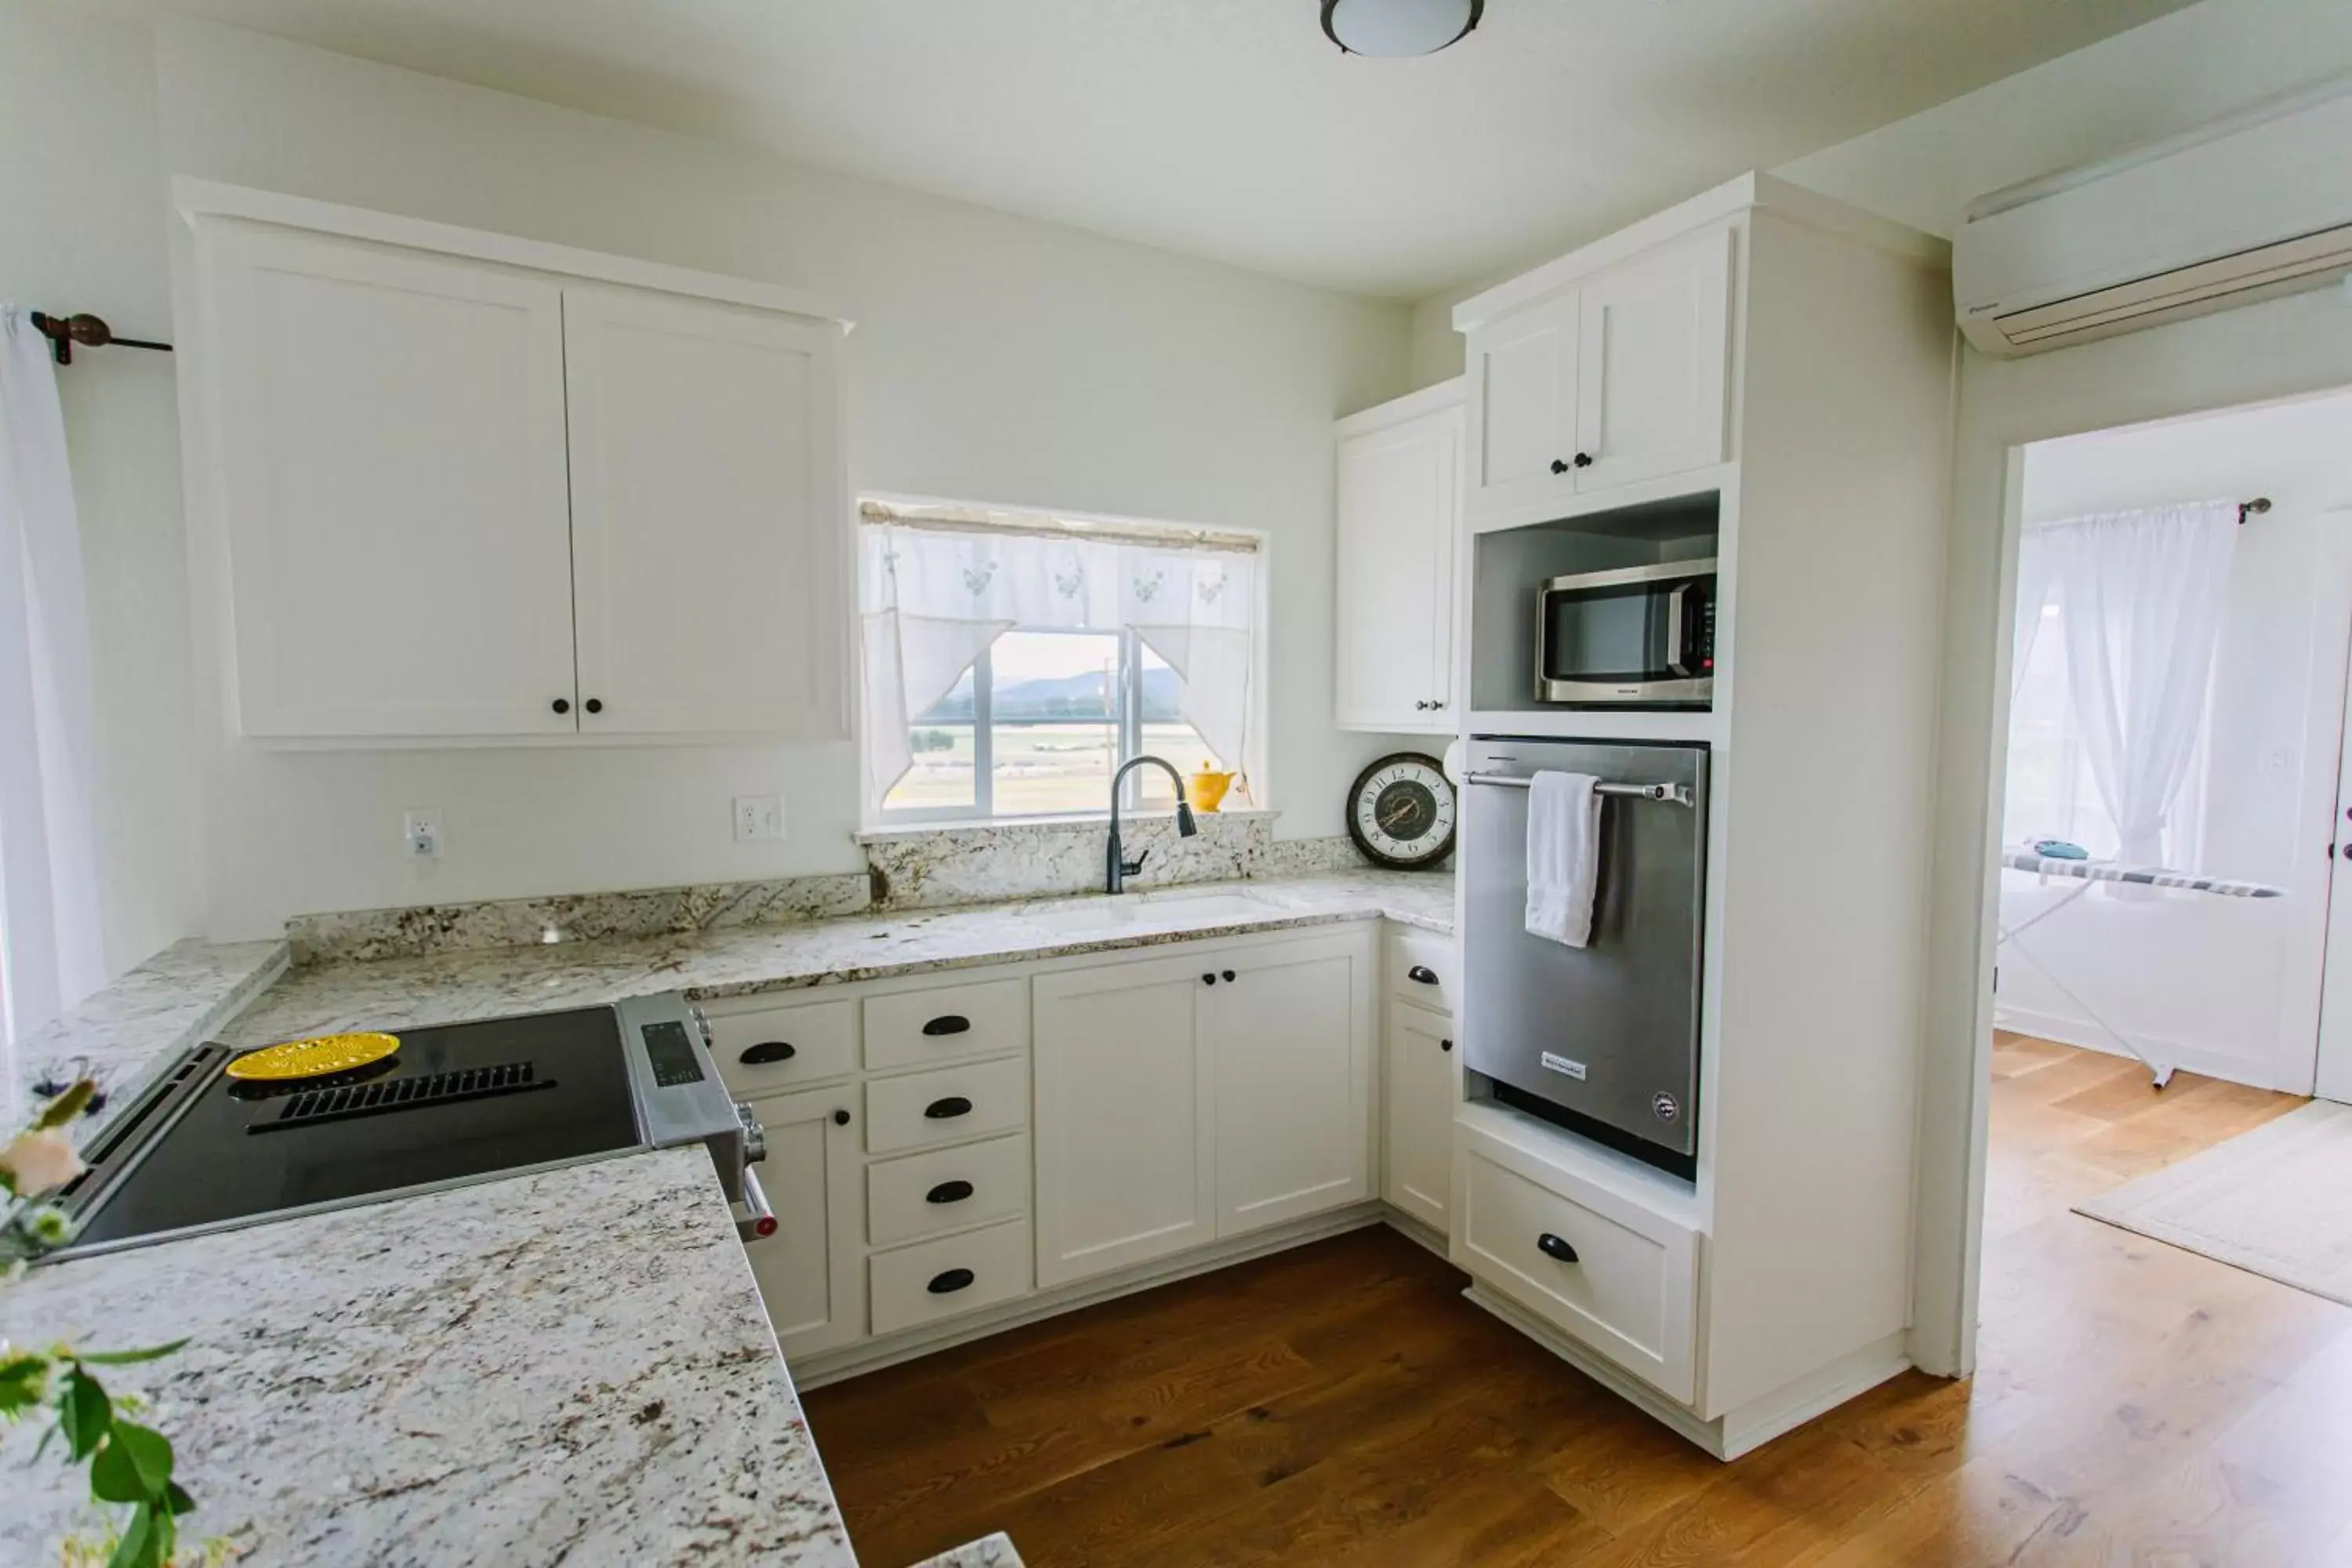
61 1007 643 1255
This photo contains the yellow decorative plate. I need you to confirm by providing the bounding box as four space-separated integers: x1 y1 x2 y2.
225 1032 401 1082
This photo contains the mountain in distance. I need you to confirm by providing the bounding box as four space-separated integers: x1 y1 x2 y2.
919 666 1182 723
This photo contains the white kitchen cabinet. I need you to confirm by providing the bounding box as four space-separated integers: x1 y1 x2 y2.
1206 932 1374 1237
1573 227 1733 494
1462 225 1733 524
1382 998 1454 1235
183 187 848 744
561 286 846 739
198 220 582 739
1334 381 1461 732
739 1087 866 1358
1032 953 1218 1287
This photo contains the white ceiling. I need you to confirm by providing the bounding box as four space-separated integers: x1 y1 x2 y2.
135 0 2198 299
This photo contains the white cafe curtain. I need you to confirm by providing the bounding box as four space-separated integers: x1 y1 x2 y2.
0 307 107 1069
2012 499 2238 866
859 517 1257 812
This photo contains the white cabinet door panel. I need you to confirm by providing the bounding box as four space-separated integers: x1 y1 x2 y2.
739 1086 866 1357
1033 955 1214 1287
1383 999 1454 1235
563 286 848 739
1574 227 1733 494
1465 296 1578 521
1335 397 1459 731
1208 933 1372 1237
200 220 579 738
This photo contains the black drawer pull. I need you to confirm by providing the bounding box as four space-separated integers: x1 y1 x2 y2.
927 1268 975 1295
924 1096 974 1120
1407 965 1439 985
925 1179 975 1205
921 1014 972 1037
1537 1232 1580 1265
739 1040 796 1065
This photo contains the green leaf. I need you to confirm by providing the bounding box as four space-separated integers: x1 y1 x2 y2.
74 1340 190 1367
90 1419 173 1501
105 1501 162 1568
164 1480 196 1516
59 1367 111 1461
34 1080 96 1131
0 1350 50 1415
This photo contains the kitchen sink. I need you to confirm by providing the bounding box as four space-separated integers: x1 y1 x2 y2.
1027 891 1283 934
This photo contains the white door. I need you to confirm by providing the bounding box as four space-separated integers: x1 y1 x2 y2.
1033 955 1216 1286
198 220 579 738
1335 395 1460 732
1383 999 1455 1234
739 1087 866 1357
2308 508 2352 1102
1573 226 1733 495
1207 933 1373 1237
562 285 848 739
1465 294 1580 521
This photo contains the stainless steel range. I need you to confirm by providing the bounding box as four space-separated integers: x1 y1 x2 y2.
48 993 772 1261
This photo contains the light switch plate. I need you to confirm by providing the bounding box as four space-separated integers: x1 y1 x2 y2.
734 794 785 843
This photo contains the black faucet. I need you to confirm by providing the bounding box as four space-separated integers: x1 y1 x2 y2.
1106 756 1198 894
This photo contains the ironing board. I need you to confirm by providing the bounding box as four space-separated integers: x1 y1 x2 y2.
1997 848 2285 1087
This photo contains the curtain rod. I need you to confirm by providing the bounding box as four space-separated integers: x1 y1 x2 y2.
26 311 172 367
858 501 1260 554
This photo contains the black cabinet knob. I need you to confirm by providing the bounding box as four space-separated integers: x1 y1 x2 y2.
927 1268 976 1295
1221 970 1236 982
925 1179 975 1205
1202 973 1217 985
1537 1232 1580 1265
551 698 571 715
921 1014 972 1037
1414 699 1430 710
1573 452 1594 469
831 1109 851 1127
739 1040 796 1065
1550 458 1570 475
583 698 604 714
1441 1038 1454 1053
924 1095 974 1120
1407 965 1439 986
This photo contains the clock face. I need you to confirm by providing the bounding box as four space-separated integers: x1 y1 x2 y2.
1347 753 1457 869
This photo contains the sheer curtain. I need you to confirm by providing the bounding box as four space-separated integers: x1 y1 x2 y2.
0 307 107 1077
858 518 1258 813
2009 500 2238 866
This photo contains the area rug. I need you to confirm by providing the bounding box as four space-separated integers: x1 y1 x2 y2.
2073 1099 2352 1306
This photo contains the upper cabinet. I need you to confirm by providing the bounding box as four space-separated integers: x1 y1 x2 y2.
1334 379 1461 733
182 185 851 744
1463 224 1733 526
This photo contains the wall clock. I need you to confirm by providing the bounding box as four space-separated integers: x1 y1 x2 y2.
1345 752 1457 870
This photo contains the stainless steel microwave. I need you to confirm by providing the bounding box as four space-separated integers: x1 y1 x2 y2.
1535 559 1716 706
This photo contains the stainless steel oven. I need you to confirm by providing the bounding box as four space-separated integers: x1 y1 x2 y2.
1535 558 1716 706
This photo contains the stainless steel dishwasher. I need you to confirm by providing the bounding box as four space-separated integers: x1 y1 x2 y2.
1460 735 1708 1178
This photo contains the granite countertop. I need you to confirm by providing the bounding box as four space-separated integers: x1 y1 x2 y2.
223 869 1454 1047
0 869 1447 1565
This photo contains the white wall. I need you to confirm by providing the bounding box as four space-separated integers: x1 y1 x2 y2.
5 3 1419 946
0 6 205 975
1998 393 2352 1092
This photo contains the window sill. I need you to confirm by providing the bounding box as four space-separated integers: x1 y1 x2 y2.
856 808 1276 845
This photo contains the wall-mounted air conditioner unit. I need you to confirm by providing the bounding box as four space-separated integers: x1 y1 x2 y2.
1954 76 2352 357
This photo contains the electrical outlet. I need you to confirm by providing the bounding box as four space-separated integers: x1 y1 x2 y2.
403 808 444 861
734 794 785 843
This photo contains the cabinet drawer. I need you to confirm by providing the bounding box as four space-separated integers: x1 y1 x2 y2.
869 1217 1033 1336
864 1055 1029 1155
867 1133 1031 1247
1388 928 1457 1014
864 978 1029 1072
704 996 857 1095
1454 1127 1698 1403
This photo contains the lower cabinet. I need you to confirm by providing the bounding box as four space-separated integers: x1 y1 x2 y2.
1383 998 1455 1234
1207 935 1373 1236
739 1085 866 1359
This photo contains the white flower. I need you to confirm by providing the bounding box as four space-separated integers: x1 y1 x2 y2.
21 1205 74 1247
0 1130 85 1196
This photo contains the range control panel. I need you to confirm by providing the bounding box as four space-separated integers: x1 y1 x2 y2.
640 1020 708 1088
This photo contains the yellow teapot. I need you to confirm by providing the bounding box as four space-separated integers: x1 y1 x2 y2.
1186 763 1239 814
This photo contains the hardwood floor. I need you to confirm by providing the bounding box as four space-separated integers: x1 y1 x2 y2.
803 1039 2342 1566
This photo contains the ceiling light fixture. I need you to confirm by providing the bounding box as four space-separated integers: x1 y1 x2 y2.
1321 0 1484 56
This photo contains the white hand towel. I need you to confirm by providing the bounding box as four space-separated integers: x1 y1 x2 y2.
1526 771 1602 948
